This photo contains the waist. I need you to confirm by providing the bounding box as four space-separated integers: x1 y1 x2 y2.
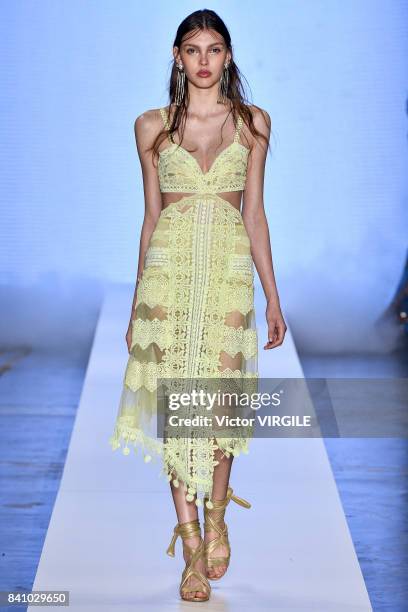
160 193 242 218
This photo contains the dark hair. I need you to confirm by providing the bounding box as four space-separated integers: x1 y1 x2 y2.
150 8 271 161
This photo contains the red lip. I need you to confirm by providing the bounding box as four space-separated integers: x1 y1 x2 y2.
197 71 211 77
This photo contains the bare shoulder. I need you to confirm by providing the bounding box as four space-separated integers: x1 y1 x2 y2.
133 107 165 150
241 104 271 154
246 104 271 133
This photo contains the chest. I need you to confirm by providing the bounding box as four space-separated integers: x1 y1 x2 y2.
158 141 249 194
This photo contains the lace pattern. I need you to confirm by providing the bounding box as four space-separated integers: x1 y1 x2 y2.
109 194 259 506
158 107 249 194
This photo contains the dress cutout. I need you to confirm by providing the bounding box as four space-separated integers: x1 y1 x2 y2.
109 106 259 507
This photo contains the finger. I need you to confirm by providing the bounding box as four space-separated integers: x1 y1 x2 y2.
264 328 276 347
275 325 285 346
264 323 286 348
270 323 278 342
274 324 285 344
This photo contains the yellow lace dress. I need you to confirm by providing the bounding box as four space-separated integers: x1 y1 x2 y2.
109 107 259 508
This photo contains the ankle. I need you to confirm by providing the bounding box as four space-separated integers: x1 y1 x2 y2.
182 534 202 556
183 533 201 546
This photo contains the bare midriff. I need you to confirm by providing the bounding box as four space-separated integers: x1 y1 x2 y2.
161 191 243 212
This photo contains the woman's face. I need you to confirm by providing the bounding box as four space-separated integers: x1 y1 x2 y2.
174 28 231 90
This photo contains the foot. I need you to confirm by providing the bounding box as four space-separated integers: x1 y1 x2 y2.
181 534 208 601
204 518 230 580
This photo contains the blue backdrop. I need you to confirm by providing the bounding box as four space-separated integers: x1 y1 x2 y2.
1 1 407 353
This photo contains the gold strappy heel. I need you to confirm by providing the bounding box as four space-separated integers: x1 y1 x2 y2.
204 486 251 581
166 518 211 602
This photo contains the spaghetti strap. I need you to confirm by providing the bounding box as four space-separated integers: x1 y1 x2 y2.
233 115 243 143
159 107 173 144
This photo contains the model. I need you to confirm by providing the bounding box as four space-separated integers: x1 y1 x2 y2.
109 8 286 603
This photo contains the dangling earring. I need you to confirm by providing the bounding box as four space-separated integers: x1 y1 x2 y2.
217 62 230 104
174 62 185 106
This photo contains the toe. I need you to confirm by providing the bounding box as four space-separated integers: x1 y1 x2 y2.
183 593 193 601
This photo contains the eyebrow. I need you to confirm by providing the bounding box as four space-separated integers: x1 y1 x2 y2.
182 42 224 48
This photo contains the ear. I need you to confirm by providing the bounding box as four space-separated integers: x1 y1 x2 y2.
173 46 180 64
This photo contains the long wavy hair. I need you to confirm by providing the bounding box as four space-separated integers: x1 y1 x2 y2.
150 8 271 161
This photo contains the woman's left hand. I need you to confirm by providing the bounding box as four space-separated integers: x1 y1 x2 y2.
264 300 287 349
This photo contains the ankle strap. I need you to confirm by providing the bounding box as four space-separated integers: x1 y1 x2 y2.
166 518 201 557
177 519 201 539
207 486 251 511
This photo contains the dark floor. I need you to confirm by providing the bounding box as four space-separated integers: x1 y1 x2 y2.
0 346 407 611
0 347 89 611
301 350 408 612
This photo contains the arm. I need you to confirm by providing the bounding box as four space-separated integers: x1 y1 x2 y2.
242 106 287 349
127 110 163 326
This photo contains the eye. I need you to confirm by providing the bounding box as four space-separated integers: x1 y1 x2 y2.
186 48 196 54
210 47 221 53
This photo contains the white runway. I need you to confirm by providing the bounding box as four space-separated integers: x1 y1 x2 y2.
29 283 373 611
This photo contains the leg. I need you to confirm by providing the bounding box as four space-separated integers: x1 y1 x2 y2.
169 477 208 601
205 309 243 579
204 449 234 579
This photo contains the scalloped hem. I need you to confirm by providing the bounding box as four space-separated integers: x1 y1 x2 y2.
108 419 251 508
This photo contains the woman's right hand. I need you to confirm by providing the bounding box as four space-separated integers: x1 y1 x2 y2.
126 320 133 353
